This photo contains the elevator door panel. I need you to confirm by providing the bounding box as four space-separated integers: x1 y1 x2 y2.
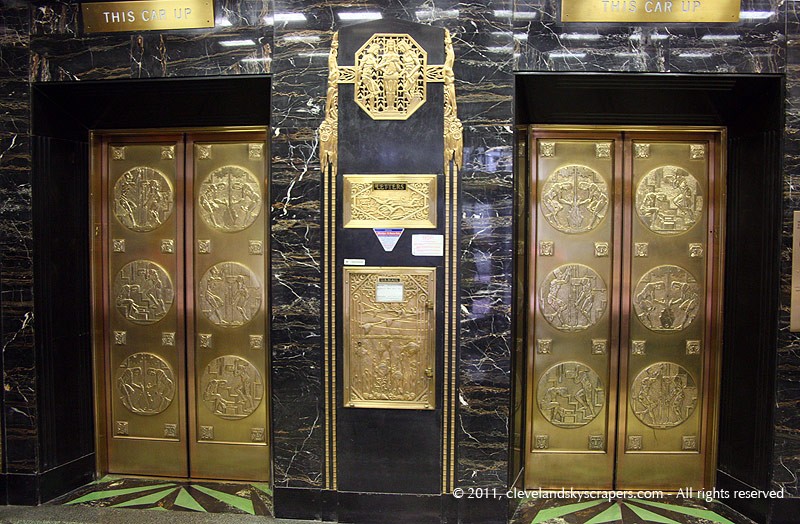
100 131 269 481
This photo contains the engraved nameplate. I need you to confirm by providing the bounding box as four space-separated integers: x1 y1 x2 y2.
561 0 740 23
82 0 215 34
343 174 437 229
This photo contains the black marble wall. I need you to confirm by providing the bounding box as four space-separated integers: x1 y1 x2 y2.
1 0 798 510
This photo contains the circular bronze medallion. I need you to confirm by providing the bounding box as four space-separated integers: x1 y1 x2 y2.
113 167 174 232
631 362 698 429
201 355 264 420
113 260 174 325
117 352 175 415
541 165 609 234
198 262 262 327
539 264 608 332
537 362 605 428
635 165 703 235
198 166 262 232
633 265 700 332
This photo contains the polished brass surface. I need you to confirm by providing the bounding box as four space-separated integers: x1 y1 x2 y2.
188 135 269 481
791 212 800 331
82 0 215 33
93 130 268 482
343 267 436 410
561 0 739 23
527 133 620 489
343 174 437 228
525 127 724 491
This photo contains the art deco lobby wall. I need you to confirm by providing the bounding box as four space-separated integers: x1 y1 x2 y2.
0 0 797 522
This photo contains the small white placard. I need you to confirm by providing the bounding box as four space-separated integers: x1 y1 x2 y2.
376 279 404 303
344 258 366 266
412 234 444 257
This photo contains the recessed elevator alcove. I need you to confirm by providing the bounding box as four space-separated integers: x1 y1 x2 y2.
512 73 782 513
30 77 270 496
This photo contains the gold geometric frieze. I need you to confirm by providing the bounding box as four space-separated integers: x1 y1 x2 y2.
594 242 609 257
199 334 212 348
198 239 211 254
628 435 643 451
200 425 214 440
113 260 174 325
116 352 175 415
690 144 706 160
161 146 175 160
636 165 703 235
113 167 175 232
591 339 607 355
634 242 649 257
344 267 436 410
689 243 704 258
686 340 701 355
249 240 264 255
197 145 212 160
541 165 609 234
537 339 552 354
589 435 605 450
352 33 428 120
114 330 127 345
198 166 262 232
251 427 266 442
534 435 549 450
633 265 700 332
540 142 556 157
161 239 175 254
682 435 698 451
249 334 264 350
537 361 605 429
112 239 126 253
595 143 611 159
162 332 175 346
201 355 264 420
343 175 437 229
631 362 698 429
164 423 178 438
539 241 554 257
112 146 126 160
198 262 262 327
248 143 264 160
634 143 650 158
539 264 608 332
632 340 646 355
116 421 129 436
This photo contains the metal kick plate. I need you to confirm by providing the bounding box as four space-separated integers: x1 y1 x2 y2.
343 174 437 229
343 267 436 410
190 137 269 481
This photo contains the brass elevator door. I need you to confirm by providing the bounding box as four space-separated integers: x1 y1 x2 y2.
525 128 724 490
96 130 269 481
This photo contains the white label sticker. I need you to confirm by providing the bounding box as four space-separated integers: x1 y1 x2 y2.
376 279 404 303
344 258 366 266
373 228 404 252
412 234 444 257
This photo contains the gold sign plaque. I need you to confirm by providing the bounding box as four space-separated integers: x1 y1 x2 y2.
344 267 436 410
343 174 437 229
561 0 740 23
792 211 800 332
82 0 214 33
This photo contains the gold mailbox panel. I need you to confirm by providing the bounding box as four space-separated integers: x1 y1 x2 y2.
343 174 437 229
343 267 436 409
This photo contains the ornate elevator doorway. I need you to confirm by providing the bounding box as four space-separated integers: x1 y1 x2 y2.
91 129 269 481
525 127 724 490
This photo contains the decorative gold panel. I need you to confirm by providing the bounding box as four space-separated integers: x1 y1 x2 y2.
113 260 174 324
630 362 698 429
541 165 609 233
197 165 263 232
200 355 264 420
198 261 262 327
537 362 605 428
343 267 436 410
539 264 608 332
343 174 437 229
353 34 427 120
117 352 176 415
113 167 174 232
632 265 700 332
635 166 703 234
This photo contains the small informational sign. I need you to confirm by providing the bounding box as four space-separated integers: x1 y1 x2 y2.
374 228 404 252
344 258 366 266
376 277 404 303
792 211 800 332
561 0 740 23
82 0 214 33
412 234 444 257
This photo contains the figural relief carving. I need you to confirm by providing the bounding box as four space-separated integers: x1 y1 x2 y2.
636 165 703 235
114 260 174 324
198 262 262 327
541 165 609 234
198 166 262 232
633 265 700 332
201 355 264 420
116 352 176 415
539 264 608 332
631 362 698 429
537 361 605 428
113 167 174 232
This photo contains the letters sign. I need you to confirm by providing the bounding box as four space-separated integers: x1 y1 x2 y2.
82 0 214 33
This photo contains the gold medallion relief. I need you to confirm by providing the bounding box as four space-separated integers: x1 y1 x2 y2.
631 362 698 429
113 167 174 232
113 260 174 325
198 165 263 233
541 165 609 234
201 355 264 420
537 362 605 428
539 264 608 332
636 165 703 234
354 34 427 120
198 262 262 328
633 265 700 332
117 352 176 415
